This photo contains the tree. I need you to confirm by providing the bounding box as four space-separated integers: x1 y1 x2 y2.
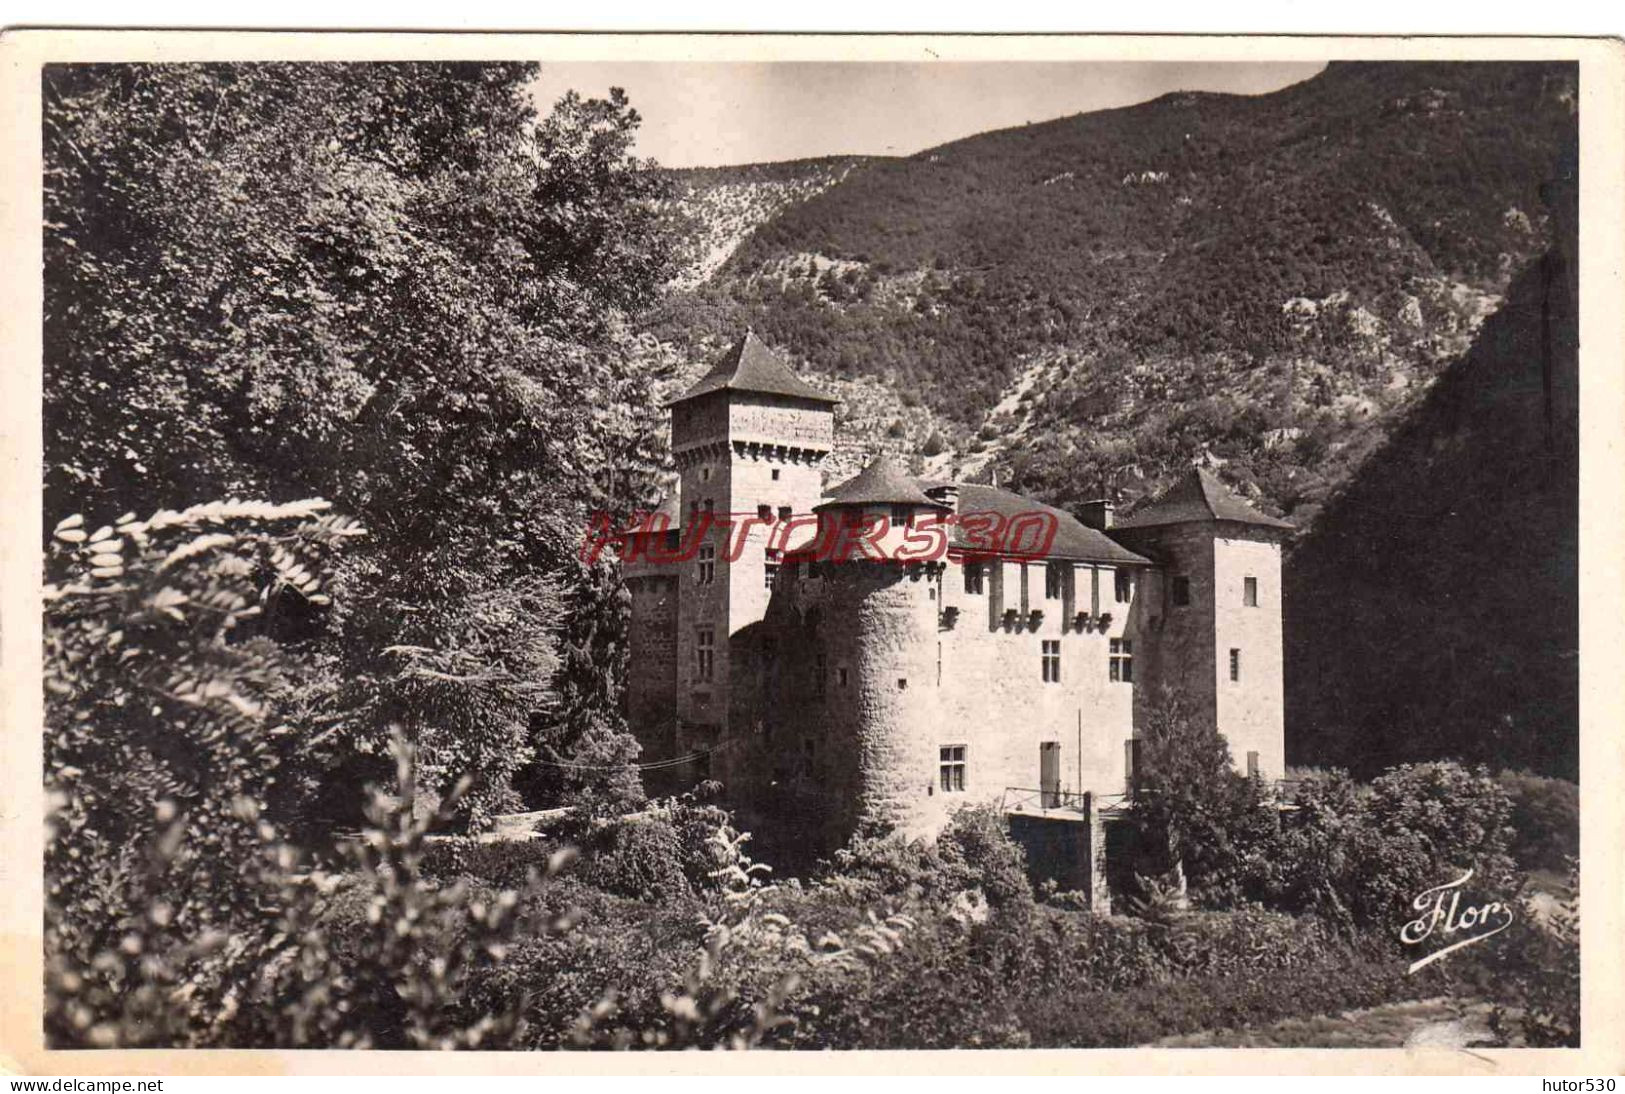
1126 689 1275 905
43 64 676 826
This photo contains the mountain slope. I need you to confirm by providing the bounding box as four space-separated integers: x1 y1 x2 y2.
1283 238 1577 778
656 61 1577 528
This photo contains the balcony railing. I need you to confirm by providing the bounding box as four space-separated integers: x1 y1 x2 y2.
1001 786 1091 814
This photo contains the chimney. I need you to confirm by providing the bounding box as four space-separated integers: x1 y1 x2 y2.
1078 499 1115 530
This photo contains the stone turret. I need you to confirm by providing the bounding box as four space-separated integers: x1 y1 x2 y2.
626 332 837 791
1110 468 1293 781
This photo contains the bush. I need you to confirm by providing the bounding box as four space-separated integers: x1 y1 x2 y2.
937 804 1033 912
1243 762 1518 930
420 836 566 889
577 817 692 902
1496 770 1578 872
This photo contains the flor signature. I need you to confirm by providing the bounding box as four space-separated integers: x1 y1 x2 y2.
1400 868 1514 973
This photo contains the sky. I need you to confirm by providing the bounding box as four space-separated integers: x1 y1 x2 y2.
528 61 1328 168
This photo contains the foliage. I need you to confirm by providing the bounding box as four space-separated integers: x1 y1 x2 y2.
821 804 1033 918
577 817 693 903
44 63 675 823
1126 690 1278 906
420 836 568 891
1483 860 1580 1046
1495 771 1579 871
44 498 361 993
1241 763 1518 931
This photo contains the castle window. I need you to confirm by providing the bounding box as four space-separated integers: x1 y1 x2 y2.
837 667 850 688
696 544 716 586
701 466 711 482
764 562 780 590
772 468 781 481
695 628 715 682
939 745 967 793
964 561 985 595
1110 638 1134 683
1244 576 1258 607
778 505 792 521
1247 750 1260 778
1230 648 1241 682
891 504 912 528
758 503 773 522
1041 639 1061 683
1172 575 1191 607
1045 563 1065 601
1115 569 1133 604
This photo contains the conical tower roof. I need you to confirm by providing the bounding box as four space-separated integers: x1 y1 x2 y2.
1115 467 1293 531
815 453 949 511
665 330 839 406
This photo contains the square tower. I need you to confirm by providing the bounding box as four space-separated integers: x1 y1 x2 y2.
1109 468 1293 781
661 332 838 740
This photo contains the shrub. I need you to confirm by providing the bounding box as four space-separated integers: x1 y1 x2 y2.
1246 762 1519 931
937 804 1033 912
577 817 692 902
1126 690 1278 906
1496 770 1579 872
420 836 565 890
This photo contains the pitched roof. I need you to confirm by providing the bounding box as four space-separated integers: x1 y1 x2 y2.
784 474 1151 565
1114 467 1294 531
666 331 840 407
948 483 1150 564
815 453 949 510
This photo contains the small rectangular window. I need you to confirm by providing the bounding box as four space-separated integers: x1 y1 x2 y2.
701 466 712 482
695 628 715 682
758 503 772 522
891 504 912 528
696 544 716 586
1041 639 1061 683
764 563 779 590
1115 569 1133 604
1229 647 1241 682
1110 638 1134 683
1246 750 1260 778
837 667 850 688
778 505 792 521
939 745 967 793
1045 563 1064 601
771 468 781 481
1173 575 1191 607
963 561 985 595
815 651 827 697
1244 576 1258 607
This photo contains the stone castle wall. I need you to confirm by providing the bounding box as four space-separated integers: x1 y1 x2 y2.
1212 531 1286 779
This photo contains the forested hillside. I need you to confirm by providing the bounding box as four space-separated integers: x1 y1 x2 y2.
656 62 1576 528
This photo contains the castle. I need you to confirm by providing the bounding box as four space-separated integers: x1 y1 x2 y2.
621 332 1289 893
